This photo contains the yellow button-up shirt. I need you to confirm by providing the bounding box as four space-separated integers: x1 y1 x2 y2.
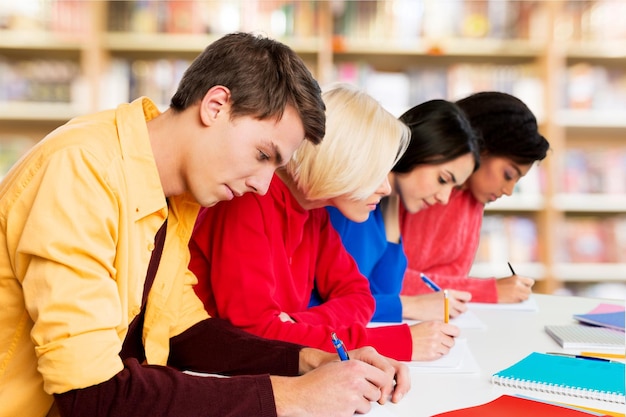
0 98 208 417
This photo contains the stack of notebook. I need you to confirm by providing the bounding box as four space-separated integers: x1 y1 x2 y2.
545 303 625 351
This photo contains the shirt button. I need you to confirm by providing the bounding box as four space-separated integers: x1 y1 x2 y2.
147 241 155 251
131 306 141 316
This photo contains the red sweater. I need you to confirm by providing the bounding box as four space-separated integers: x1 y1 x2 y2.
189 175 412 361
400 188 498 303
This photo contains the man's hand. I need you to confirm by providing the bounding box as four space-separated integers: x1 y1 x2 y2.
278 346 410 416
347 346 411 404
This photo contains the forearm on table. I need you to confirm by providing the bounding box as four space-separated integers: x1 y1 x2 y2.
168 318 302 376
55 357 277 417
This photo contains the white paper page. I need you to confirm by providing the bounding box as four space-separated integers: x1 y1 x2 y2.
450 309 488 329
363 401 401 417
405 338 480 374
468 295 539 312
369 310 487 330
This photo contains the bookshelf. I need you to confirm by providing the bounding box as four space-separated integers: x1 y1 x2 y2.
1 0 624 296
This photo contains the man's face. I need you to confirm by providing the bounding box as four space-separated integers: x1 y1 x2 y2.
187 104 306 207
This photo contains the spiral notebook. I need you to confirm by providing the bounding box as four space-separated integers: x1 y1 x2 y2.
491 352 625 404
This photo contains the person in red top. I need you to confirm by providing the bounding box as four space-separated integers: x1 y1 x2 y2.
401 92 550 303
190 85 464 362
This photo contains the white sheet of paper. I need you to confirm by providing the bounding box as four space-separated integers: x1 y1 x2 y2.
370 310 486 330
450 309 487 329
404 338 480 374
468 295 539 312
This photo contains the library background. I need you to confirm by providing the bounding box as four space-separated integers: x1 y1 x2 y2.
1 0 625 298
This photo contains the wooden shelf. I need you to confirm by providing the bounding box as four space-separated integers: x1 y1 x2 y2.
104 32 322 54
553 263 626 282
552 194 626 213
485 195 545 212
1 0 624 295
557 110 626 129
0 30 85 51
334 37 544 57
0 102 80 122
566 40 626 60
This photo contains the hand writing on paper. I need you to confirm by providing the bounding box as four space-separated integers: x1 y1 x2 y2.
496 275 534 303
409 321 460 361
401 290 471 321
272 347 410 417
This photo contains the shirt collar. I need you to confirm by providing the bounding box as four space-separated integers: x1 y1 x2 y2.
116 97 168 221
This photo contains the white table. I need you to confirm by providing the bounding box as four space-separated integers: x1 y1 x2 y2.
367 294 626 416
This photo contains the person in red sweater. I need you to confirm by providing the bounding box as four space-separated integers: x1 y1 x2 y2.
190 85 464 362
401 92 550 303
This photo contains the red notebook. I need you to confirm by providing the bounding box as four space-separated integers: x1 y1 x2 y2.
431 395 613 417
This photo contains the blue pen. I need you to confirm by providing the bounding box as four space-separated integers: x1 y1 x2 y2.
331 332 350 361
420 273 441 292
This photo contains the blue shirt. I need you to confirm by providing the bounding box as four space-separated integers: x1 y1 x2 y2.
311 206 407 322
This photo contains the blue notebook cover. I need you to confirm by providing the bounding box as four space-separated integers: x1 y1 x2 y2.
573 311 625 331
492 352 625 404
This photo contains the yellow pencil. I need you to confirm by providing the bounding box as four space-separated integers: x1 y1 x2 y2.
444 290 449 324
580 352 626 359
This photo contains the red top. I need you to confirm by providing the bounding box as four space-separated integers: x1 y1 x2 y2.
400 188 498 303
189 175 412 361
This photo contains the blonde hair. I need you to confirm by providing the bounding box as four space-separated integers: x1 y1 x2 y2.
286 83 410 201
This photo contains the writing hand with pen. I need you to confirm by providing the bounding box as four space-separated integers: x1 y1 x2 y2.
271 335 411 417
496 262 535 303
397 274 463 361
400 290 471 321
406 319 460 361
270 342 411 417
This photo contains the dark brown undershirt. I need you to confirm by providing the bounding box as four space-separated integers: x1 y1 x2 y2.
54 220 303 417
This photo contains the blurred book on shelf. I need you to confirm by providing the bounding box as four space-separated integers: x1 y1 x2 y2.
100 58 189 111
0 0 88 35
332 61 544 120
565 63 626 113
107 0 203 34
106 0 319 37
563 0 626 41
332 0 542 41
0 57 80 105
475 215 539 265
558 216 626 264
561 148 626 195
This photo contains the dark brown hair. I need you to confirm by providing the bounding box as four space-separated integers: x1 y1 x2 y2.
394 99 480 174
171 32 325 145
456 92 549 164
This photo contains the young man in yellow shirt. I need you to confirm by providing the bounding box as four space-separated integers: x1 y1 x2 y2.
0 32 409 417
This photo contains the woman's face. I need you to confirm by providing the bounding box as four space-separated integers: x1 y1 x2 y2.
466 155 533 204
329 177 392 223
395 153 476 214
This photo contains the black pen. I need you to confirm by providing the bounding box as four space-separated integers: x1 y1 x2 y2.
507 262 516 275
546 352 613 362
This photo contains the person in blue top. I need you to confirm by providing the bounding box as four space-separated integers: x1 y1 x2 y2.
314 99 481 323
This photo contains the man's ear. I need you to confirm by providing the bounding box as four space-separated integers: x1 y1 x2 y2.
199 86 231 127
